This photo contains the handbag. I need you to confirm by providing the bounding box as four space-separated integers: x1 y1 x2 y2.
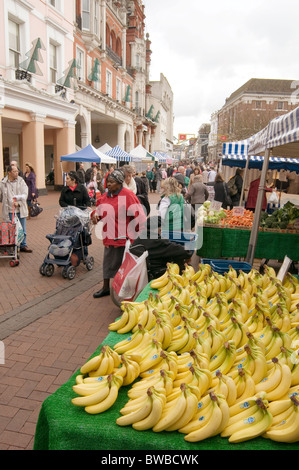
29 200 43 217
223 182 232 206
112 239 149 302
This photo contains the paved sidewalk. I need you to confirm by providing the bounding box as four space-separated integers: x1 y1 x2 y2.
0 188 162 450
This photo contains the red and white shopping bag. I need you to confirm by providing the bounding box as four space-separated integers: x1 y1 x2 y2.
112 240 148 302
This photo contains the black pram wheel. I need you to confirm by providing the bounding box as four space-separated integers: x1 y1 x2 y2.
45 264 54 277
85 256 94 271
66 265 76 280
40 263 46 275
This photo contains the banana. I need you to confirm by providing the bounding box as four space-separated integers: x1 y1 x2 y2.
132 388 166 430
164 385 198 431
108 309 130 332
178 394 215 434
80 353 104 375
150 271 170 290
265 362 292 402
152 383 188 432
71 381 110 407
228 397 273 443
84 374 123 414
183 392 224 442
263 395 299 443
116 389 154 426
113 324 147 354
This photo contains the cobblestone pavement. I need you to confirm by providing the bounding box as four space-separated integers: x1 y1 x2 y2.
0 189 163 450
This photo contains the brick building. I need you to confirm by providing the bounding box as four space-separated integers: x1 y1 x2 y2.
209 78 299 162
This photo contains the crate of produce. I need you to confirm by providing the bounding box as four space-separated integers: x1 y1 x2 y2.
201 258 252 274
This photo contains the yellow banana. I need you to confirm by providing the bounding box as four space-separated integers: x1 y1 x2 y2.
84 374 123 414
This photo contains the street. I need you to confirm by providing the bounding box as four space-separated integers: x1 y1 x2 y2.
0 189 161 450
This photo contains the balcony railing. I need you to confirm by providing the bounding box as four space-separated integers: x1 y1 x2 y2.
15 69 32 83
106 46 122 66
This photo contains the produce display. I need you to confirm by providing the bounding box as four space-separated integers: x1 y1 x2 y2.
260 202 299 230
71 262 299 444
198 200 299 231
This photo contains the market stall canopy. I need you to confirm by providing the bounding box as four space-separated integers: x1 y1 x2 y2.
105 145 141 162
98 143 112 153
248 105 299 157
130 144 157 162
244 105 299 265
222 140 299 173
60 144 116 164
153 151 174 164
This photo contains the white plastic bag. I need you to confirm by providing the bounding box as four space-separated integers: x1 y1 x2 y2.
14 215 24 246
112 239 148 302
268 190 279 205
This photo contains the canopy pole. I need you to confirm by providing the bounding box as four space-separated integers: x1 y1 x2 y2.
239 154 250 206
246 148 271 265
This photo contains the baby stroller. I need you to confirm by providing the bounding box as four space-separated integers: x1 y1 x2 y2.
39 206 94 280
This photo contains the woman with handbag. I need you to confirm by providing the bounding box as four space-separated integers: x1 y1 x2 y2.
24 163 38 216
214 172 232 209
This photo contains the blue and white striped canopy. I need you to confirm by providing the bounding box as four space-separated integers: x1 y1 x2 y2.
248 105 299 157
105 145 141 162
222 136 299 173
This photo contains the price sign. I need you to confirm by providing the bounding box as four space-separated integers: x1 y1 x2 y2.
233 206 245 217
277 255 292 283
210 200 222 211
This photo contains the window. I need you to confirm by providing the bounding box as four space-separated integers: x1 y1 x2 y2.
106 70 112 97
277 101 284 110
82 0 90 30
135 91 139 110
76 48 85 81
94 0 98 35
9 20 20 68
49 43 57 84
255 100 262 108
116 78 121 101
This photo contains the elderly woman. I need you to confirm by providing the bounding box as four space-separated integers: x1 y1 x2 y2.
122 164 137 194
91 169 147 298
59 171 90 208
187 174 209 209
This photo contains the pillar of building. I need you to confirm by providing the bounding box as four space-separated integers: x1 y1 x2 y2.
22 113 46 191
117 123 125 149
55 120 76 186
0 109 3 179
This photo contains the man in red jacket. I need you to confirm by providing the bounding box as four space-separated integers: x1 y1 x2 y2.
91 169 147 298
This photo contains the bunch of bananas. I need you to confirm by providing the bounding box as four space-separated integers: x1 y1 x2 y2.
221 392 273 443
72 262 299 444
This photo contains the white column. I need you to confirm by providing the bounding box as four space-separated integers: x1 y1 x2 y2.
117 123 125 148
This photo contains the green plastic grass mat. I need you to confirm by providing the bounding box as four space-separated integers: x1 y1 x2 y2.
33 282 299 451
197 227 299 261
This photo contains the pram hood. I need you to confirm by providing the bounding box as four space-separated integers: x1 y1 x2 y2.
55 206 91 228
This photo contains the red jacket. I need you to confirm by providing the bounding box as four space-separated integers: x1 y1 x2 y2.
246 178 272 211
94 187 147 246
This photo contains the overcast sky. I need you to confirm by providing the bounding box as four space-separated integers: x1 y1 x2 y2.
143 0 299 141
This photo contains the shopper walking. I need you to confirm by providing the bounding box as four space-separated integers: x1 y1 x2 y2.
213 172 232 209
24 162 37 213
59 171 90 208
0 164 32 252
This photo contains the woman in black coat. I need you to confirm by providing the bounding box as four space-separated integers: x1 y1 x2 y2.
59 171 91 208
214 172 231 209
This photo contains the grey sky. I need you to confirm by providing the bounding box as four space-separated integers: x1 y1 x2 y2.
143 0 299 140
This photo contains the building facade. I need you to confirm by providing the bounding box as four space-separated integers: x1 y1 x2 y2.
0 0 174 189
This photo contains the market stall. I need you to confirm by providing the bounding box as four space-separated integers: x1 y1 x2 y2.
33 275 299 451
246 106 299 264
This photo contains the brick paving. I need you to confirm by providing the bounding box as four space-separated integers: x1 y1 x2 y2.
0 188 163 450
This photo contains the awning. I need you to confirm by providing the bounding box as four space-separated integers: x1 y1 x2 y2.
130 144 157 162
105 145 141 162
60 144 116 164
222 139 299 173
